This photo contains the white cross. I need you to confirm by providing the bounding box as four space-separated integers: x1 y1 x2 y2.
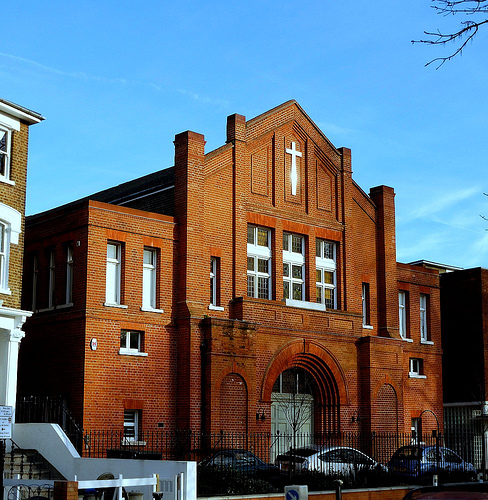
286 141 302 196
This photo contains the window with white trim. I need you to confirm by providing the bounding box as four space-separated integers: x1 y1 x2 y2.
0 127 11 181
420 294 430 342
283 233 305 301
48 249 55 308
120 330 143 354
106 242 121 305
399 291 409 339
316 239 337 309
123 410 140 442
0 221 8 292
65 245 73 305
142 247 157 309
409 358 425 378
362 283 371 327
247 225 272 299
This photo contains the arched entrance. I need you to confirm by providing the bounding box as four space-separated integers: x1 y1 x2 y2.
262 341 349 459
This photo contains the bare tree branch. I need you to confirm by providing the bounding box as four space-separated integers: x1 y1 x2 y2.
413 0 488 68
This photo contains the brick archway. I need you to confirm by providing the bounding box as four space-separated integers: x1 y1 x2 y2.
220 373 248 432
261 340 349 433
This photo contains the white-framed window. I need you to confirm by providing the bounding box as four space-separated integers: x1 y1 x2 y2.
409 357 425 378
247 225 272 299
0 221 8 292
142 247 156 309
399 291 409 339
283 232 305 301
120 330 142 353
316 239 336 309
106 242 121 305
0 127 11 181
123 409 140 442
362 283 371 327
48 249 56 308
32 254 38 311
65 245 73 305
420 293 430 343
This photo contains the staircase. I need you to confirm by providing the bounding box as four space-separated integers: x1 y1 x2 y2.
3 444 64 480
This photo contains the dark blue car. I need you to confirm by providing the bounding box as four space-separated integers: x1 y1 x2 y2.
388 445 477 482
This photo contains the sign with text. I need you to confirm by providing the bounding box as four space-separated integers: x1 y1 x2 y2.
0 406 12 439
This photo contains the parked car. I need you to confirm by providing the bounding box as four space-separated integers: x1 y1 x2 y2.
275 445 386 479
199 449 278 479
388 445 477 482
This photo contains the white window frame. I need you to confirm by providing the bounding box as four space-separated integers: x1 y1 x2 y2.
247 225 272 300
409 357 426 379
420 293 432 344
123 409 140 443
362 283 372 328
0 221 9 293
399 291 410 340
315 239 337 309
0 126 12 183
209 257 224 310
105 242 122 306
65 245 73 305
283 232 305 302
142 247 156 310
119 329 147 357
48 249 55 308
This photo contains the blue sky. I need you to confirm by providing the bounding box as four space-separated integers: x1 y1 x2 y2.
2 1 488 269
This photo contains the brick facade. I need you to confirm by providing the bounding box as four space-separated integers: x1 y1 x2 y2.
18 101 442 435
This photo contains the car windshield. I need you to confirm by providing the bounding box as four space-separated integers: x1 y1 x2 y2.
393 446 421 460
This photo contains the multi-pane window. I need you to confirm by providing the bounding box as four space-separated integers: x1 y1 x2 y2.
420 294 429 342
409 358 424 378
65 245 73 304
123 410 140 441
142 248 156 309
48 249 56 308
283 233 305 301
120 330 143 353
0 128 11 180
0 222 7 291
247 225 272 299
399 291 408 339
362 283 371 326
316 239 336 309
106 242 121 305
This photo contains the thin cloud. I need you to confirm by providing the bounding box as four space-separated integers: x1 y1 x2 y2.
176 88 229 107
0 52 127 85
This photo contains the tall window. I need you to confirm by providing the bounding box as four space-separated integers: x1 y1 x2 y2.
362 283 371 327
123 410 140 442
316 239 337 309
65 245 73 304
420 294 430 342
247 225 272 299
48 249 56 308
106 242 121 305
32 254 38 311
283 233 305 301
210 257 218 306
0 127 11 180
399 291 409 339
142 247 156 309
0 221 7 291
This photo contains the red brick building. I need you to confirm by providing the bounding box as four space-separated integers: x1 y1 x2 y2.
18 101 443 439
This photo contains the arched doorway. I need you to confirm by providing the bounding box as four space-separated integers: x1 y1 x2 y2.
271 368 315 451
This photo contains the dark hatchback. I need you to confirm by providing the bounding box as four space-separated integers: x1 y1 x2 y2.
199 449 279 479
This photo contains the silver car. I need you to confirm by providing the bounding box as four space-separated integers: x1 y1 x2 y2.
275 445 386 478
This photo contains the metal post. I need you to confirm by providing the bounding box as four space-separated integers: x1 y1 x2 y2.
333 479 343 500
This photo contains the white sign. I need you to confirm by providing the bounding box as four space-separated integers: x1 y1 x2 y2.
0 406 12 438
